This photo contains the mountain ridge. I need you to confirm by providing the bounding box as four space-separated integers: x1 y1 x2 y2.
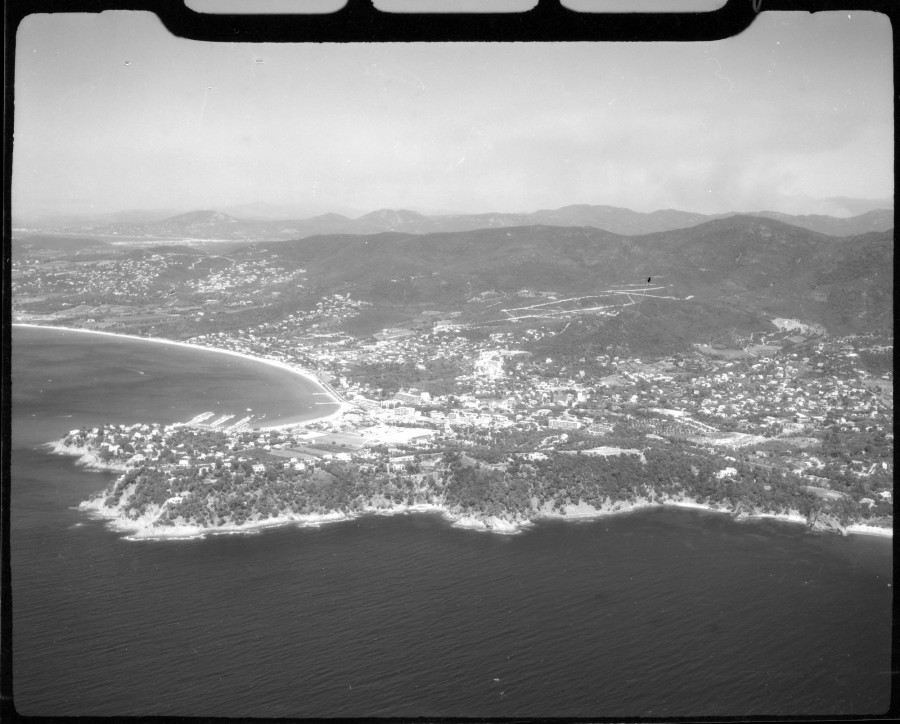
242 215 892 344
18 203 893 241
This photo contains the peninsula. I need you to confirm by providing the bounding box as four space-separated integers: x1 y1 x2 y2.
14 212 892 541
58 391 890 540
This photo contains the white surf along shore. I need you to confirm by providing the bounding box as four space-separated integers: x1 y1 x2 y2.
48 440 129 473
72 482 893 541
24 324 892 541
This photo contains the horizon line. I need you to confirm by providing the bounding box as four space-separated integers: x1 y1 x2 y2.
12 198 896 224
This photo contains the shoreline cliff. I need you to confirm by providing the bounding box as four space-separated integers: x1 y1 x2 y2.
75 468 892 541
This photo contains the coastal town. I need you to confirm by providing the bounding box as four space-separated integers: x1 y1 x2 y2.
13 234 893 537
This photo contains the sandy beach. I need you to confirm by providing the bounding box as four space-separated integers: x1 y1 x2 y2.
14 323 350 428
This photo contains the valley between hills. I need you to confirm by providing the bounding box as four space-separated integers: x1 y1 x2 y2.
12 205 894 538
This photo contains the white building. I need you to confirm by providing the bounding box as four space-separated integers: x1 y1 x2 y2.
474 351 504 379
549 417 582 431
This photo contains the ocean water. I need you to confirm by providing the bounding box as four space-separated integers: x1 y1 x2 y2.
9 326 894 717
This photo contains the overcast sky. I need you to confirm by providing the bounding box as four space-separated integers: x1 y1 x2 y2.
12 10 893 220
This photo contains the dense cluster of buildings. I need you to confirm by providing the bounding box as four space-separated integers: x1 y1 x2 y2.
11 248 302 326
168 306 893 504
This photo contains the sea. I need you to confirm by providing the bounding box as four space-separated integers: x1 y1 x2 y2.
9 325 895 718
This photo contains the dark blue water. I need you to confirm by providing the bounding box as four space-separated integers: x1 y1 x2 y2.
10 326 894 717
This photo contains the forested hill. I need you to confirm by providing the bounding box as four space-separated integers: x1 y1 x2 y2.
13 213 890 356
250 215 892 338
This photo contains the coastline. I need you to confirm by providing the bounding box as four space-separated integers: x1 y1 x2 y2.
844 523 894 538
48 440 129 473
442 498 893 538
19 324 892 542
76 487 894 541
13 322 351 428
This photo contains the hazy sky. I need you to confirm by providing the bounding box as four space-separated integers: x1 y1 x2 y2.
13 10 893 219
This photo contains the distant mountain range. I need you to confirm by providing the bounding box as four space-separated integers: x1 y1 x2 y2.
17 203 893 241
